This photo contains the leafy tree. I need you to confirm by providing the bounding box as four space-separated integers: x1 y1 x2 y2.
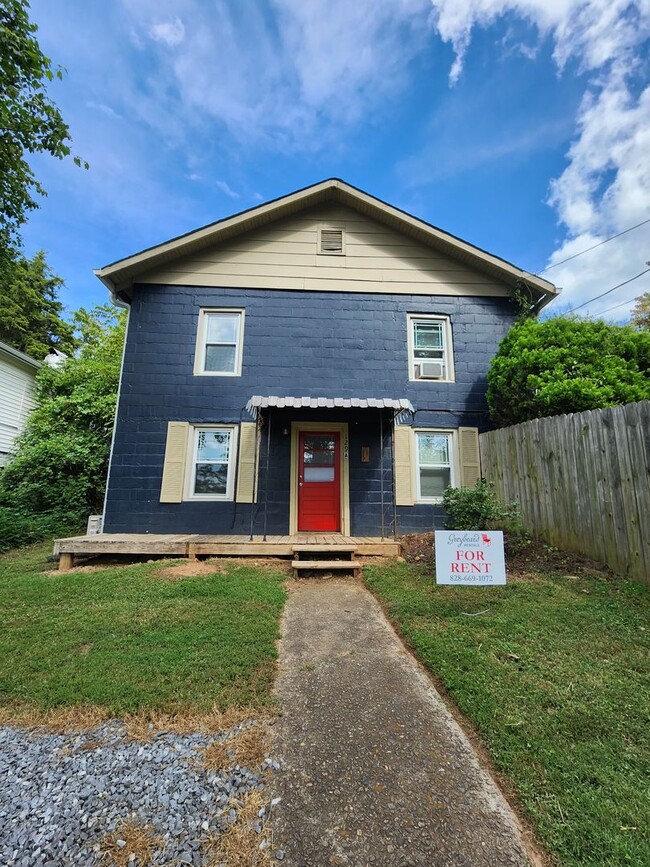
0 249 77 356
0 0 87 252
487 317 650 427
0 305 126 550
630 292 650 330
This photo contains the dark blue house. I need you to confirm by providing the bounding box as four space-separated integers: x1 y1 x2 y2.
95 180 556 541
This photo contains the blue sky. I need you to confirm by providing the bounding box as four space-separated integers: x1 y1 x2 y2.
22 0 650 320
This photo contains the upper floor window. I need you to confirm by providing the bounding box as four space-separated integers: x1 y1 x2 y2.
194 309 244 376
408 314 454 382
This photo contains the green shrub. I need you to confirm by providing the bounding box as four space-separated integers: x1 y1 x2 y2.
442 479 522 531
487 317 650 427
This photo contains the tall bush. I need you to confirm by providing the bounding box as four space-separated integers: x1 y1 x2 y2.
0 305 125 550
487 317 650 427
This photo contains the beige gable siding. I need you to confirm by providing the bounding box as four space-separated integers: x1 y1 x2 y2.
0 355 37 462
139 204 510 297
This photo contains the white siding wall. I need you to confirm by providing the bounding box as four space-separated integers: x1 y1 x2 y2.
0 355 37 466
140 204 510 297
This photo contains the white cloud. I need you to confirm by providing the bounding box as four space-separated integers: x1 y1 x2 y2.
425 0 650 318
119 0 431 148
150 17 185 47
215 180 239 199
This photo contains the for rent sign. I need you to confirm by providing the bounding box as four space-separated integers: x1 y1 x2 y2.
434 530 506 585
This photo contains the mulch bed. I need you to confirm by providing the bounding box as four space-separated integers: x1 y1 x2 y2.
398 531 614 579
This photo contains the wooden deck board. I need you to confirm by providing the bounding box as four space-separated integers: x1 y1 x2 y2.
54 532 400 562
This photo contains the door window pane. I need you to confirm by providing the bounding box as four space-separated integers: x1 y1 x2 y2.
304 466 335 482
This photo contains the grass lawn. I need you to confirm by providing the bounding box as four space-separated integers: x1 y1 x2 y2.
0 541 287 717
364 558 649 867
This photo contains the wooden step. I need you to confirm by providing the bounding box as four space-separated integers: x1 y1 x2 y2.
292 545 357 553
291 560 360 571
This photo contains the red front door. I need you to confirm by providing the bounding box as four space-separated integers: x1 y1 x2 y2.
298 431 341 532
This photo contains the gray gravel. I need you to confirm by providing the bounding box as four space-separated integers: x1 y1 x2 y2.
0 720 279 866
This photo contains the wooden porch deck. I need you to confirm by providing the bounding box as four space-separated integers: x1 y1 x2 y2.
53 533 401 569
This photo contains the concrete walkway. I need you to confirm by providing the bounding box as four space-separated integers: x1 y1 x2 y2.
272 579 534 867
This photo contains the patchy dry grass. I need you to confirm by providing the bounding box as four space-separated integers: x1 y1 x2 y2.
204 789 273 867
100 819 162 867
202 723 269 773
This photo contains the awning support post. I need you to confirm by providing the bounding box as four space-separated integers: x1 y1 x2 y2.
391 411 398 540
249 411 262 541
379 409 385 540
262 408 272 541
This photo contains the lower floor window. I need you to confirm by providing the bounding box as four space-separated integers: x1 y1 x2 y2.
189 426 237 499
416 431 453 501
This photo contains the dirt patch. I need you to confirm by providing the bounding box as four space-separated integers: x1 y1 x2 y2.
398 531 614 580
157 560 225 579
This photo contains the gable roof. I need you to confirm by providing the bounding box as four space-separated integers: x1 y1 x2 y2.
95 178 558 308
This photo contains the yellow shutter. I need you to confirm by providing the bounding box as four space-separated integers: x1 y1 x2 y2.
236 421 258 503
160 422 189 503
459 427 481 488
394 424 414 506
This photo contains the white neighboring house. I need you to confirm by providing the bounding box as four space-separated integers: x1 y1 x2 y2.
0 340 41 468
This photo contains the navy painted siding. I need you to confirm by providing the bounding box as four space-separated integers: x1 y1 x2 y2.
103 285 516 535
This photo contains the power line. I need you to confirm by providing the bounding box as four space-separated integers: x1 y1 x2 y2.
537 218 650 274
565 268 650 315
584 295 639 317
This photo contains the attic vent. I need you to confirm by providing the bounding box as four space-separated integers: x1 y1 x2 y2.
319 227 344 255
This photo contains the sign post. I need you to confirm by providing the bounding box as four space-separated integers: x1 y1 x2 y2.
434 530 506 585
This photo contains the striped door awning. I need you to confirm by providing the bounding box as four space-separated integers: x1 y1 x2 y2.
246 395 414 418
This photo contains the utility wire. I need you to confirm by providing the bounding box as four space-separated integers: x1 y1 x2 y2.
565 268 650 315
585 295 638 317
537 218 650 274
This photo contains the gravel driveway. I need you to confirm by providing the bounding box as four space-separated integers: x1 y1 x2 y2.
0 719 275 866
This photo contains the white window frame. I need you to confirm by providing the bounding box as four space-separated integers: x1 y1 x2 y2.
185 424 238 501
407 314 455 382
317 224 346 257
414 428 457 504
193 308 245 376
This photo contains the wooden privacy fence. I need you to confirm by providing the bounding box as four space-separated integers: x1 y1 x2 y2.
480 401 650 582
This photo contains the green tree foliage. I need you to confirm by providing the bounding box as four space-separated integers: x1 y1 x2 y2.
630 292 650 330
487 317 650 427
0 305 126 550
0 0 87 253
0 249 77 356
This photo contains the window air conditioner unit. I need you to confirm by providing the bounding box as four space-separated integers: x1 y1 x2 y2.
419 361 444 379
